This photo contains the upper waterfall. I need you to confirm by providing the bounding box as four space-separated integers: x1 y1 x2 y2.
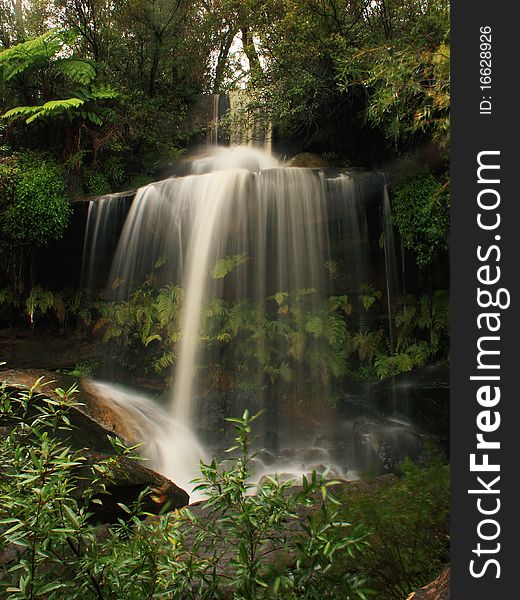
81 147 396 439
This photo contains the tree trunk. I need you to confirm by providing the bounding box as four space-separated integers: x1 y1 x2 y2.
241 28 262 80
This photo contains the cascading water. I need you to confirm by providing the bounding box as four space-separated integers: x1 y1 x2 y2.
207 94 221 146
109 148 333 428
81 194 130 293
81 146 405 498
381 184 401 351
228 90 272 150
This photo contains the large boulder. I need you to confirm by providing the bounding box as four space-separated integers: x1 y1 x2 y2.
1 369 144 449
82 452 189 523
0 369 190 521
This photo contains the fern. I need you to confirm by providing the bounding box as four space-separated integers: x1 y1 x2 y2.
354 330 383 363
3 98 85 124
25 286 54 324
153 352 175 373
212 253 249 279
55 57 96 85
359 284 383 312
0 31 63 80
0 30 118 126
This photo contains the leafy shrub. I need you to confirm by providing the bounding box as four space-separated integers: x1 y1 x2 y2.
82 168 111 196
0 380 372 599
0 379 134 599
395 290 450 357
58 359 102 378
0 152 71 246
94 283 183 374
0 285 95 328
0 30 118 128
391 174 449 269
338 456 450 599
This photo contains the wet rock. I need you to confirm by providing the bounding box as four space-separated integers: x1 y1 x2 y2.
1 369 190 521
83 452 189 523
256 449 275 465
406 567 450 600
301 447 330 463
1 369 144 450
286 153 330 168
352 418 424 474
368 365 449 442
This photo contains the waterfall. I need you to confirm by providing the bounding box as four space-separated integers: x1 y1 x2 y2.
80 194 130 293
207 94 220 145
381 184 401 351
108 147 336 428
80 147 406 493
229 90 272 150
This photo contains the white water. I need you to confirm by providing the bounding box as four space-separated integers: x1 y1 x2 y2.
84 380 206 499
109 147 339 429
82 147 396 498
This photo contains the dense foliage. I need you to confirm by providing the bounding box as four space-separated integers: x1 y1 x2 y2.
0 1 450 162
90 276 449 386
338 455 450 599
392 173 449 269
0 380 448 599
0 382 371 598
0 151 71 247
0 1 450 291
240 0 450 154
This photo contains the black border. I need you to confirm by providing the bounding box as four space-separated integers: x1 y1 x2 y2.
451 1 519 595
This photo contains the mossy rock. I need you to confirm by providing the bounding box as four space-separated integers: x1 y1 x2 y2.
286 153 330 168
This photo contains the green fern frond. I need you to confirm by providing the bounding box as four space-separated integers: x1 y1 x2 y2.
2 98 85 123
153 352 175 373
55 57 97 85
0 31 63 81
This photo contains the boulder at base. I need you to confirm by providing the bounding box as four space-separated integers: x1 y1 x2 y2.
1 369 189 521
2 369 145 449
83 452 189 523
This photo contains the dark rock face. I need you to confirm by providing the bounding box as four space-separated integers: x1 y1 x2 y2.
368 365 450 442
0 329 100 371
406 567 450 600
83 452 189 523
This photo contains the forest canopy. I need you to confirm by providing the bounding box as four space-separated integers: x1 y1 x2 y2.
0 0 449 164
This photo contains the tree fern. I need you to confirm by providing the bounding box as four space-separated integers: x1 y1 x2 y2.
55 57 96 85
0 31 63 81
3 98 84 124
0 30 118 126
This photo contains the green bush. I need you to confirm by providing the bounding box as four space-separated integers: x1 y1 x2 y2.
392 174 449 269
82 168 111 196
0 379 134 599
339 456 450 599
0 152 71 246
0 381 372 599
